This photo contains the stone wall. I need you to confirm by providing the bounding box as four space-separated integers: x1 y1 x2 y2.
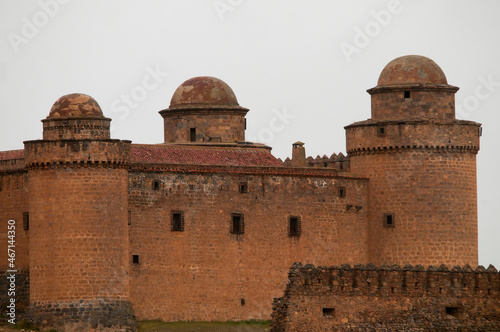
271 263 500 331
0 269 29 321
127 168 369 321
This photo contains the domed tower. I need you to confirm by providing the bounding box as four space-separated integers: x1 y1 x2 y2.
159 76 248 143
345 55 481 266
24 94 136 331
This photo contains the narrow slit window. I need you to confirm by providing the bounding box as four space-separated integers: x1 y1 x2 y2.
378 126 386 135
239 182 248 193
404 90 411 99
231 213 244 235
338 187 346 198
384 213 395 227
128 210 132 225
171 211 185 232
190 128 196 142
132 255 139 264
288 216 301 236
23 212 29 231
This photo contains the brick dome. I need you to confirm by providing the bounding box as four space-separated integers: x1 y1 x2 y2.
48 93 104 118
168 76 247 110
377 55 448 86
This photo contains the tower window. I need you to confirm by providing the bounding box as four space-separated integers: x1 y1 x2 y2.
171 210 185 232
231 213 244 235
153 180 161 190
288 216 301 236
132 255 139 264
23 212 29 231
128 210 132 225
190 128 196 142
239 182 248 193
404 91 410 99
378 127 386 136
338 187 346 198
384 214 395 227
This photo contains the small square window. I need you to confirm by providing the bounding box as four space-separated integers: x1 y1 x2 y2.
323 308 335 318
171 211 185 232
153 180 161 190
378 127 386 136
384 214 395 227
446 307 459 317
132 255 139 264
289 216 301 236
404 91 411 99
239 183 248 193
338 187 346 198
231 213 244 235
23 212 29 231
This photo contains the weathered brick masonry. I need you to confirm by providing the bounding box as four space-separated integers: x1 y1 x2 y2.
271 263 500 331
0 56 489 329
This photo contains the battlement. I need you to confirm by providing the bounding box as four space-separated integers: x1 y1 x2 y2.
24 139 131 170
285 262 499 297
272 263 500 331
283 152 350 171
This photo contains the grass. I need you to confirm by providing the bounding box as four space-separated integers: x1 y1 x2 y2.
139 320 271 331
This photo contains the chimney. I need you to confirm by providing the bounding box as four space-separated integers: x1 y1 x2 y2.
291 141 306 167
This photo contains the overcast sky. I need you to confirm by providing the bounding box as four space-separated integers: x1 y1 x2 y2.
1 0 499 267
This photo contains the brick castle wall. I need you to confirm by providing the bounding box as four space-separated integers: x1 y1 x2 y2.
162 110 246 143
0 172 30 269
24 137 137 331
271 263 500 332
370 88 457 121
128 169 369 321
345 120 480 266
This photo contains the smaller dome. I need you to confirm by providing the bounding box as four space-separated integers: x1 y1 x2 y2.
377 55 448 86
48 93 104 118
168 76 245 110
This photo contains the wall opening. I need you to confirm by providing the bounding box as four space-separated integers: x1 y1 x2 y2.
239 182 248 193
322 308 335 318
404 91 411 99
288 216 301 237
378 126 386 136
171 210 185 232
231 213 245 235
132 255 139 264
128 210 132 225
338 187 346 198
446 307 459 317
190 128 196 142
22 212 29 231
153 180 161 190
384 214 395 227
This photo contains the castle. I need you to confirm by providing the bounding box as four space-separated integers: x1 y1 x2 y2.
0 55 486 331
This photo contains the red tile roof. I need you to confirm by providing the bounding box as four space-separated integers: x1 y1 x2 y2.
131 144 283 167
0 149 24 161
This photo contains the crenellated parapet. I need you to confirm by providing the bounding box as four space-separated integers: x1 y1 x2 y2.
284 262 499 297
24 139 131 170
345 119 481 156
283 150 350 171
272 262 500 332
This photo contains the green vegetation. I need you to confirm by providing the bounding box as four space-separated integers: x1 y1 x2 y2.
139 320 270 331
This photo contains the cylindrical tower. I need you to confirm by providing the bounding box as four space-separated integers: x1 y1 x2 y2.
25 94 136 331
159 76 248 143
345 55 481 266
